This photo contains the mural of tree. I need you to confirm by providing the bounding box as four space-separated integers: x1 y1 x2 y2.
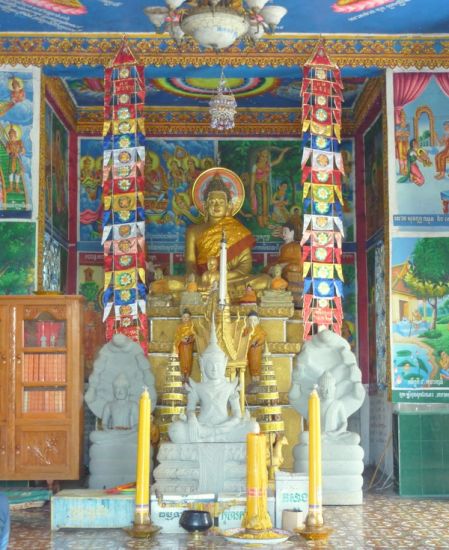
405 238 449 329
0 222 35 294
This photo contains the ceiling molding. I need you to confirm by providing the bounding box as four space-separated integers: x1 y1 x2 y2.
1 34 449 68
77 105 356 138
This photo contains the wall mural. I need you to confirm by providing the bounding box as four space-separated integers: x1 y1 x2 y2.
0 69 36 218
364 114 384 238
0 221 35 294
391 236 449 403
79 137 103 245
393 73 449 230
45 103 69 242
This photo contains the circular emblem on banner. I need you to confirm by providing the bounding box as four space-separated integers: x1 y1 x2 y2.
119 305 133 316
316 171 330 183
119 289 132 301
315 136 329 149
192 167 245 216
317 265 332 279
315 108 328 122
315 68 326 80
116 210 132 222
121 316 132 327
119 68 130 79
315 202 330 215
117 165 131 177
117 107 131 120
317 298 328 308
118 224 132 237
316 186 331 200
118 178 132 191
118 239 132 253
316 95 327 106
119 136 131 149
119 93 130 105
315 247 328 262
117 195 132 209
316 153 330 168
118 255 133 268
316 216 329 228
118 150 131 164
316 232 331 246
117 272 133 287
118 121 131 134
317 281 331 295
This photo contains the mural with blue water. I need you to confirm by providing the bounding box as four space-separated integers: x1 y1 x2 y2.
391 236 449 402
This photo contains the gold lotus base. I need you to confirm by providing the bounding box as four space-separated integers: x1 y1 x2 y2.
296 524 333 541
124 522 161 538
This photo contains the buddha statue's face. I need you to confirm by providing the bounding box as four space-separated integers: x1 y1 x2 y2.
206 190 229 221
113 383 129 400
202 356 226 381
247 314 259 328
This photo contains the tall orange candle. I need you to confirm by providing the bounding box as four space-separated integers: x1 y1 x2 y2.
135 387 151 526
242 433 272 531
307 387 323 527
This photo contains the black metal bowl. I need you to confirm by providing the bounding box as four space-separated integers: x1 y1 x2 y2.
179 510 213 534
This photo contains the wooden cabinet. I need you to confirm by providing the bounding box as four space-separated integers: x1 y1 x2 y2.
0 295 84 481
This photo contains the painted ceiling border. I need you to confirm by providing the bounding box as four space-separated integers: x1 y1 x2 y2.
0 34 448 68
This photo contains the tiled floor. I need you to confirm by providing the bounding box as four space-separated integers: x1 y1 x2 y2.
8 486 449 549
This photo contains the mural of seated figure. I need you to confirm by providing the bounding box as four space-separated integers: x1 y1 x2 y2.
288 329 366 505
85 333 157 489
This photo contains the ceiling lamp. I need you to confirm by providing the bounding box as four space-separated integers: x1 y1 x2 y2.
209 70 237 130
144 0 287 50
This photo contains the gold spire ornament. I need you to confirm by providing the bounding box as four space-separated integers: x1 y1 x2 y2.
156 346 186 441
255 344 286 480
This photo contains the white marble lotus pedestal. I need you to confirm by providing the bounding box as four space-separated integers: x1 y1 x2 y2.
294 441 364 505
154 442 247 494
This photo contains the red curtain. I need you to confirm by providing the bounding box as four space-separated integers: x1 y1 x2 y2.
393 73 431 124
435 73 449 98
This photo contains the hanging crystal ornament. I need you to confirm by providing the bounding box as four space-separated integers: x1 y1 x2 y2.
209 70 237 131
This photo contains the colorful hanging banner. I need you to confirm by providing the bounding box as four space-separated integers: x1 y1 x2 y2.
301 41 345 339
102 39 148 353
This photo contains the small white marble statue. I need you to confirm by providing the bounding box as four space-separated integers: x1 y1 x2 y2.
169 318 259 443
85 333 157 489
154 319 259 494
288 329 366 505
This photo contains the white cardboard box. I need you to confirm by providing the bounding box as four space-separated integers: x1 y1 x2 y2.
150 493 215 533
275 471 309 529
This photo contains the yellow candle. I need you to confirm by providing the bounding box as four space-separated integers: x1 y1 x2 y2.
243 433 272 531
307 388 323 527
135 387 151 525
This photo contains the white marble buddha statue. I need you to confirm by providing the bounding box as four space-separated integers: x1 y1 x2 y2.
288 328 366 504
168 319 259 444
84 333 157 488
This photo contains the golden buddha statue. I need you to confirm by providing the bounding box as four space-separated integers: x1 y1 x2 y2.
174 308 196 382
164 170 271 295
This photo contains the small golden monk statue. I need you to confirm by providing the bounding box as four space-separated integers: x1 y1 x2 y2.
174 308 196 382
200 256 220 292
243 311 267 392
271 264 289 291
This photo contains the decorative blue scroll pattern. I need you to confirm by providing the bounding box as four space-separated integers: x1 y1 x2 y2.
301 43 345 340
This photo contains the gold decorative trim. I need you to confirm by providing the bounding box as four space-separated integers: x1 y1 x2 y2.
1 34 449 69
148 341 300 354
36 73 46 293
45 77 77 131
